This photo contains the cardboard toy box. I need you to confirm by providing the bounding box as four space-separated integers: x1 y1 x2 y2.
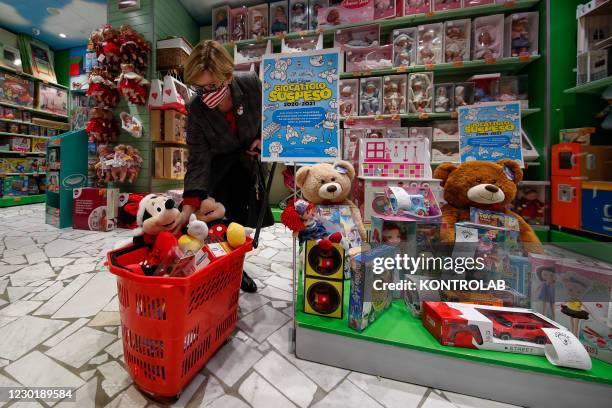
164 110 187 143
155 147 186 180
3 175 28 196
72 187 119 231
8 136 31 152
151 109 164 141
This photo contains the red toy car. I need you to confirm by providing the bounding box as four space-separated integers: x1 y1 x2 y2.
487 312 549 345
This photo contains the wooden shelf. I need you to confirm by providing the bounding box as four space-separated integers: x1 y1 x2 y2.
226 0 540 48
340 56 540 79
0 151 45 156
0 101 68 120
153 141 187 146
0 65 69 90
0 132 51 139
564 76 612 95
0 194 46 207
153 177 184 181
0 117 67 129
579 0 612 18
340 108 540 122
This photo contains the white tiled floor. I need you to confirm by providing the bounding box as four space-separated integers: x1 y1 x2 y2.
0 204 522 407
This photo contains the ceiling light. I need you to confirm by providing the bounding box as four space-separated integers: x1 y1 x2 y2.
32 28 40 36
59 33 67 38
47 7 61 15
14 59 21 66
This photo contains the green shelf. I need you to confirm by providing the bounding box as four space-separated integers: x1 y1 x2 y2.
0 194 46 207
564 76 612 95
340 108 540 122
0 102 68 120
0 132 51 139
340 56 540 79
0 151 45 156
227 0 539 48
295 275 612 386
0 117 66 129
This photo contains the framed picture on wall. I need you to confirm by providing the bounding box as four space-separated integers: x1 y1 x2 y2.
26 40 57 83
0 44 22 71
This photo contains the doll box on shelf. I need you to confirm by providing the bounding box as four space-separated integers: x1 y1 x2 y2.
72 187 119 231
154 147 187 180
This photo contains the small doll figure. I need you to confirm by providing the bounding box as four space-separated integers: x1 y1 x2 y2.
511 17 530 57
96 144 114 183
445 25 466 62
250 9 267 38
560 274 593 336
310 1 324 30
497 82 517 102
516 188 545 225
434 86 450 112
119 25 150 74
291 2 308 32
393 33 414 66
87 68 119 107
596 85 612 130
383 81 405 114
271 5 288 35
474 27 500 60
214 9 229 42
110 144 129 182
101 24 121 72
88 30 104 59
339 85 355 117
535 266 556 320
418 29 438 65
360 81 380 115
125 145 143 183
290 199 326 243
408 74 432 113
117 63 149 105
233 12 247 41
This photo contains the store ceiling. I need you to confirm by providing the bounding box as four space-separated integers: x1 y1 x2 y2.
179 0 267 26
0 0 106 50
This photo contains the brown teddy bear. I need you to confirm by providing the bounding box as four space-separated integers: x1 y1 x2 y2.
433 159 542 251
295 160 367 241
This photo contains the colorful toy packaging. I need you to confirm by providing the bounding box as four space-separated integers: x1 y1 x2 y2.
392 27 417 67
72 188 120 231
317 0 375 28
408 72 434 113
417 23 443 65
230 7 249 41
383 75 407 114
349 244 396 331
212 5 230 43
339 79 359 118
505 12 539 57
444 19 471 62
269 1 288 35
248 4 269 38
346 44 393 72
309 0 328 30
2 175 28 196
405 0 431 15
472 14 505 60
374 0 396 19
8 136 31 152
0 72 34 107
359 77 383 116
431 121 459 163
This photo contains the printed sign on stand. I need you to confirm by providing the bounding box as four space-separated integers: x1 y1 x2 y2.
458 101 523 167
261 48 340 162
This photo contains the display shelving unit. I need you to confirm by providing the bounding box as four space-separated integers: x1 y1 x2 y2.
0 65 70 208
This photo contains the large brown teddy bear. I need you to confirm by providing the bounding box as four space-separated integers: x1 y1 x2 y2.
296 160 367 241
433 159 542 252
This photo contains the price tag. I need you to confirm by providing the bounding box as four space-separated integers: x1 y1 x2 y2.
543 328 592 370
503 1 516 7
363 70 372 76
297 31 308 37
374 114 384 121
452 60 464 68
485 57 497 65
316 28 325 34
450 111 458 119
345 116 355 126
419 112 429 120
391 113 400 121
425 63 435 71
13 197 21 202
518 53 530 62
425 12 434 17
396 65 408 73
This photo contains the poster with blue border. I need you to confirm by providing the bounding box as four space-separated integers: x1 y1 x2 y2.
261 48 340 162
458 101 523 167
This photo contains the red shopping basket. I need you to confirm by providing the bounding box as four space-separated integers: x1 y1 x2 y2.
107 238 252 398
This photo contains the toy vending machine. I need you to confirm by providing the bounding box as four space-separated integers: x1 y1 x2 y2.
303 240 345 319
551 143 612 230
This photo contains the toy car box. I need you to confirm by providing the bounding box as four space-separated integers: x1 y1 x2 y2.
349 244 396 331
422 301 569 356
72 187 119 231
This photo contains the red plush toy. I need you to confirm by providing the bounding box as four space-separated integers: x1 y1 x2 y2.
85 107 118 144
117 63 149 105
87 68 119 107
101 24 121 72
119 25 150 75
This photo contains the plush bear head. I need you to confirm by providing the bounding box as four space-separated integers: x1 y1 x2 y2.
296 160 355 204
135 193 181 236
433 159 523 210
195 197 226 223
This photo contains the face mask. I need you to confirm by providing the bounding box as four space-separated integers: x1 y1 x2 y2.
201 84 229 109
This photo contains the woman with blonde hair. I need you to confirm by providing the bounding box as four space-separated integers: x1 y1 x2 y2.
174 40 273 292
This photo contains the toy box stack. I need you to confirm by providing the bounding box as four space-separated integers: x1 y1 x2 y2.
72 187 120 231
154 147 188 180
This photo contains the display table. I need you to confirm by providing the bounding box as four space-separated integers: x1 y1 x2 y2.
294 281 612 408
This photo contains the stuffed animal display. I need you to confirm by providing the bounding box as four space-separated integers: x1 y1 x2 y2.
432 159 542 251
86 107 119 144
87 68 119 108
117 63 149 105
119 25 150 75
92 144 143 184
195 197 251 248
295 160 367 241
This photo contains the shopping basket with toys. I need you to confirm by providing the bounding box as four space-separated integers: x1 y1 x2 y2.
107 236 252 398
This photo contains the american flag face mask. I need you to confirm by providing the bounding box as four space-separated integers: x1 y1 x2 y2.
200 84 229 109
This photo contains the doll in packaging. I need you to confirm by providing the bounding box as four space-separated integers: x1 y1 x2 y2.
213 6 230 43
87 67 119 107
290 1 309 32
417 24 443 65
454 82 474 107
119 25 150 75
496 76 519 102
434 0 460 11
507 12 538 57
405 0 431 15
309 0 328 30
230 8 248 41
334 25 380 49
359 78 382 116
383 75 407 114
444 19 471 62
249 5 268 38
270 2 288 35
392 28 416 67
434 84 454 113
408 72 433 113
339 79 358 117
473 15 504 60
374 0 396 20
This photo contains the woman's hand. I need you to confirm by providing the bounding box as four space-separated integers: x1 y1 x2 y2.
172 205 196 236
246 138 261 157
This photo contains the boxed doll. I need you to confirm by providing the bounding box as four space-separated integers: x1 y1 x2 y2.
463 0 494 6
248 4 269 38
387 128 408 138
512 181 549 226
433 0 460 11
334 24 380 49
431 121 459 163
0 72 34 107
359 77 383 116
309 0 328 30
454 82 474 107
269 1 288 35
469 73 500 103
392 27 417 67
230 7 249 41
433 83 454 113
289 0 309 32
37 83 68 117
405 0 431 15
444 19 471 62
3 175 28 196
339 79 359 118
408 127 433 150
496 76 519 103
384 185 442 222
349 244 397 332
417 23 443 65
473 14 504 60
163 110 187 143
316 0 375 28
345 44 393 72
281 33 324 53
382 75 407 114
212 5 230 43
72 187 119 231
8 136 31 152
166 147 184 180
371 214 417 255
342 128 365 162
469 207 520 230
234 40 272 65
505 12 539 57
374 0 396 19
408 72 434 113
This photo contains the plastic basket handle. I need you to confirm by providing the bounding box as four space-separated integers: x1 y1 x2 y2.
108 242 146 272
